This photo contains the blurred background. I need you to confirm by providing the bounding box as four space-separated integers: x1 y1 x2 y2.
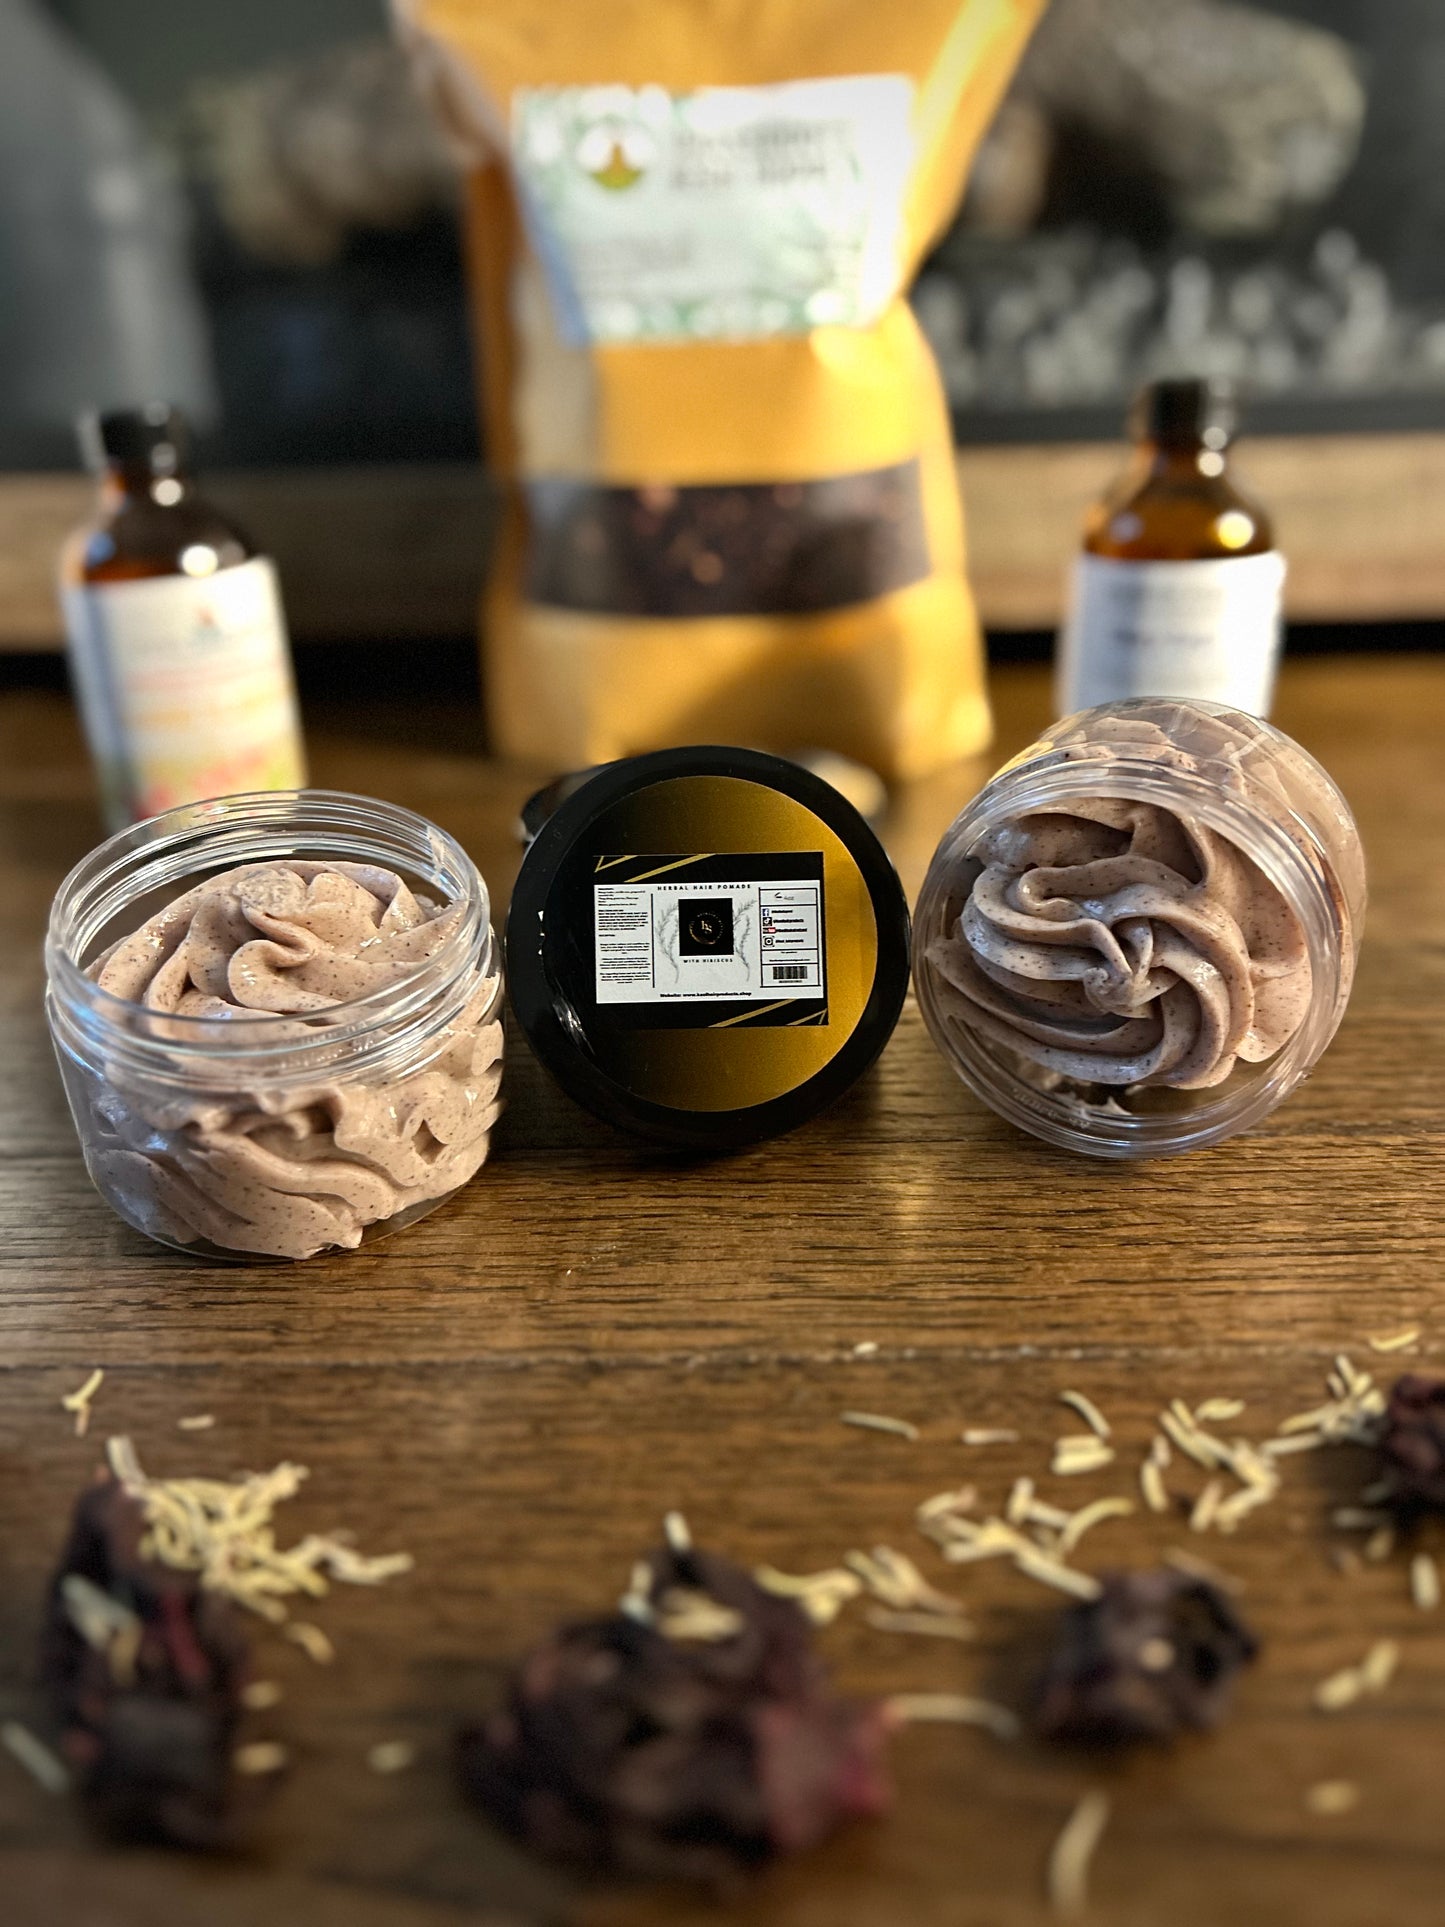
3 0 1443 671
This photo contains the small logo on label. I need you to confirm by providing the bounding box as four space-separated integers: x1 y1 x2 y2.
679 898 735 957
576 122 653 190
193 602 224 642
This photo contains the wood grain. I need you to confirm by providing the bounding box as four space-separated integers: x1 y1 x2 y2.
0 660 1443 1926
7 437 1445 650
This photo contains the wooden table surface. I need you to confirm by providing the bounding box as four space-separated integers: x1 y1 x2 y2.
1 657 1443 1927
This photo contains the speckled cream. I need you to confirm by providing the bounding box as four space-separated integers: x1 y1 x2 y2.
926 794 1313 1089
922 702 1368 1096
912 704 1365 1155
80 861 502 1259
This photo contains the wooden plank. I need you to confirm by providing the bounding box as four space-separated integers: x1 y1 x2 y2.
6 438 1445 651
3 1352 1445 1927
1 661 1437 1371
0 659 1443 1923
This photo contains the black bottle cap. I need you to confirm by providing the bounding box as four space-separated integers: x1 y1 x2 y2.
506 746 911 1150
77 404 192 476
1133 377 1238 452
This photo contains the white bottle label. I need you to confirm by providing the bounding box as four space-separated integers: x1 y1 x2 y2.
1056 551 1287 719
61 557 306 825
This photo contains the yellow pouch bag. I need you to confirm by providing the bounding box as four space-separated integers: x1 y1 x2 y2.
397 0 1045 779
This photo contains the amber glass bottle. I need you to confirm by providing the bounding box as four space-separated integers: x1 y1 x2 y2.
1055 377 1285 720
60 405 306 830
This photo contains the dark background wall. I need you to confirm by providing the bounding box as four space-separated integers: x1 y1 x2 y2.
8 0 1445 469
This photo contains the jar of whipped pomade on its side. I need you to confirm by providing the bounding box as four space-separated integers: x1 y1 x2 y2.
45 791 504 1259
912 700 1365 1158
506 747 911 1149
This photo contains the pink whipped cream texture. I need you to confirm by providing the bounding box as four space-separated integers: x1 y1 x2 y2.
927 797 1313 1090
82 861 502 1258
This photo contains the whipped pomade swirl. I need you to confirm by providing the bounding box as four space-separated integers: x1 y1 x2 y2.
82 860 502 1258
926 792 1314 1091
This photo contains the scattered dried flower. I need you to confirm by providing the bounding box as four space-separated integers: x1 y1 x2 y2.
1051 1436 1116 1477
1035 1568 1259 1747
60 1370 104 1439
842 1546 962 1617
1058 1392 1111 1441
887 1693 1018 1741
1314 1639 1399 1712
752 1565 862 1627
1 1721 70 1795
864 1608 974 1640
103 1435 411 1627
1411 1553 1441 1611
1047 1789 1110 1917
40 1474 257 1847
1140 1460 1170 1515
840 1412 919 1442
1306 1780 1359 1815
1368 1329 1420 1355
1379 1375 1445 1515
458 1539 892 1883
284 1622 335 1666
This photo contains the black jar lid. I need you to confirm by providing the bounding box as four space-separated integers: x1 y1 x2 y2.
505 746 911 1149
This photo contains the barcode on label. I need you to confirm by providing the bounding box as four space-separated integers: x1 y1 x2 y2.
769 964 809 982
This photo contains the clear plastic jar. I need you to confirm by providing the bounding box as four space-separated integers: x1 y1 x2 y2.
45 790 503 1259
913 700 1365 1158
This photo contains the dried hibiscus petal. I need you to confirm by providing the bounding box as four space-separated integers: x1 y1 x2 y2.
458 1540 892 1884
40 1471 258 1848
1379 1374 1445 1514
1034 1567 1259 1747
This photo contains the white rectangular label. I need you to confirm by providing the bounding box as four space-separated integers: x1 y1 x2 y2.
595 876 823 1005
1056 551 1286 719
512 74 915 344
61 556 306 822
